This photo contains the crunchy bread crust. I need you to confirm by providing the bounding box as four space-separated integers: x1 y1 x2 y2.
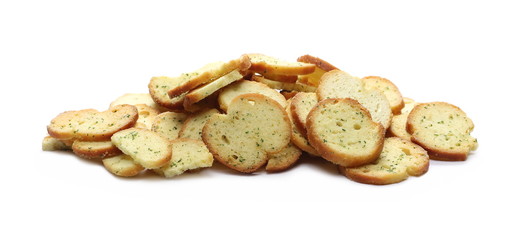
297 55 339 72
280 90 298 100
167 55 251 98
183 70 243 110
386 114 411 141
202 93 291 173
247 53 316 75
290 92 318 137
316 70 392 129
362 76 405 114
286 100 320 156
183 92 219 113
218 79 288 112
72 140 122 160
306 98 384 167
252 75 316 92
340 137 429 185
148 76 186 110
47 104 138 142
260 72 299 83
407 102 475 161
265 142 302 172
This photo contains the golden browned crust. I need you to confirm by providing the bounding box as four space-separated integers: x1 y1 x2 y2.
362 76 405 114
260 72 299 83
340 137 429 185
306 98 384 167
290 92 317 138
47 105 138 142
280 90 298 100
339 164 429 185
183 89 220 113
148 76 186 110
247 53 316 75
71 141 122 160
296 75 317 87
251 75 317 92
406 102 474 161
167 55 251 98
265 143 302 172
285 100 320 156
338 166 395 185
410 137 468 161
297 55 339 72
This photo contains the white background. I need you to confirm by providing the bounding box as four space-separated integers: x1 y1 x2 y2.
1 0 514 239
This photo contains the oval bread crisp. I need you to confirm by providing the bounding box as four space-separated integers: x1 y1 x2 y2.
340 137 429 185
306 98 384 167
407 102 477 161
47 104 138 141
202 94 291 173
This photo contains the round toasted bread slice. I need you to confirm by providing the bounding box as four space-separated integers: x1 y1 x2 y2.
47 104 138 141
317 70 392 129
154 139 214 178
340 137 429 185
290 92 318 137
218 80 287 112
286 100 320 156
265 142 302 172
202 94 291 173
102 154 145 177
362 76 404 114
178 108 219 140
148 76 187 110
306 98 385 167
72 140 122 160
407 102 478 161
111 128 172 169
151 112 188 141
